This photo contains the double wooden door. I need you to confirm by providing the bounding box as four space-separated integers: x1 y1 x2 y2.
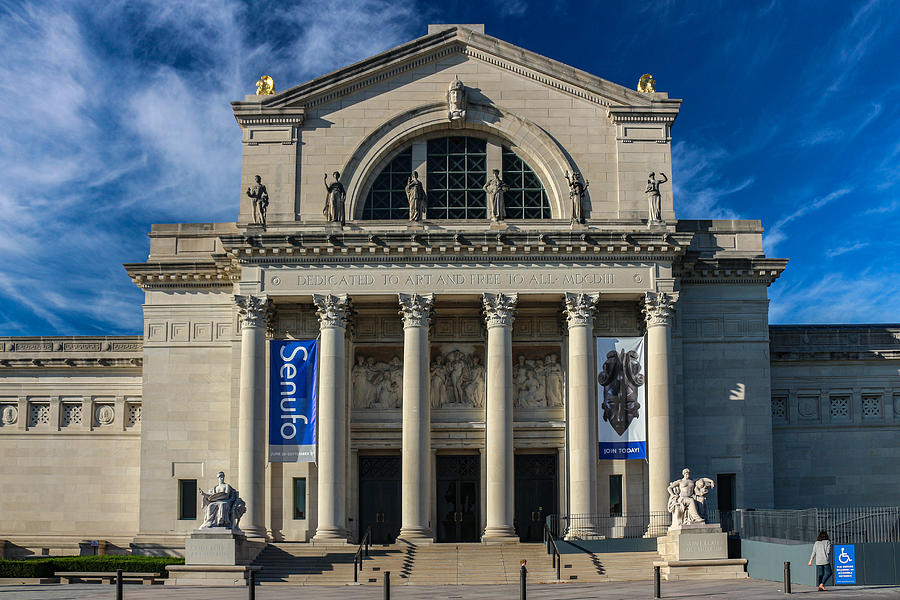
436 455 480 542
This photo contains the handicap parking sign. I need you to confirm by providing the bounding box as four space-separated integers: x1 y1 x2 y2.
834 544 856 584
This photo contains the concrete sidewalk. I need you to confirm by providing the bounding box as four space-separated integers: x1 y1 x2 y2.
1 580 897 599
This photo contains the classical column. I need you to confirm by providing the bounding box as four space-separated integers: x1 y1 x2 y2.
481 292 519 542
644 291 676 535
312 293 352 544
398 293 434 542
235 294 272 538
563 292 599 537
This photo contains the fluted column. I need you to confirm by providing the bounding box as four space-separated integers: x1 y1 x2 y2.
398 293 434 542
235 294 272 538
481 292 519 542
563 292 599 537
644 292 676 535
312 293 352 544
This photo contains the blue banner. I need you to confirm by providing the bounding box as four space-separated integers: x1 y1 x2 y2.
597 337 647 460
269 340 318 462
834 544 856 584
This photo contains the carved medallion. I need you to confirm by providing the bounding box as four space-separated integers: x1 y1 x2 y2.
797 396 819 420
1 405 17 426
598 349 645 436
96 405 115 426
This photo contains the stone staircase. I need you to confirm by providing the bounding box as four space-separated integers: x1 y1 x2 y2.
253 541 658 585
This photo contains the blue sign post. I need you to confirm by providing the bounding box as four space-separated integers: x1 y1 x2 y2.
269 340 318 462
834 544 856 585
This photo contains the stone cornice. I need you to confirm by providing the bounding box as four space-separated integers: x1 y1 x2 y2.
676 257 788 286
218 230 690 268
0 336 142 369
123 261 235 290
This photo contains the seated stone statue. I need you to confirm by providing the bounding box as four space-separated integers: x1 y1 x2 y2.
199 471 246 531
666 468 715 529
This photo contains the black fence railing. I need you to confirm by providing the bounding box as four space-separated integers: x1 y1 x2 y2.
732 507 900 544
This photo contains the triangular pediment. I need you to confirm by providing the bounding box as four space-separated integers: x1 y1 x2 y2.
233 25 670 115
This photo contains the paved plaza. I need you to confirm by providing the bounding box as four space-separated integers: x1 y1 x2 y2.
1 580 898 599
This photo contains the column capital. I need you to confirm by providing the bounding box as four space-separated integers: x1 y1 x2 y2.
482 292 518 328
234 294 272 329
563 292 599 327
313 293 352 329
398 293 434 329
643 291 676 327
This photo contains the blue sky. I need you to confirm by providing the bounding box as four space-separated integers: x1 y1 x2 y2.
1 0 898 335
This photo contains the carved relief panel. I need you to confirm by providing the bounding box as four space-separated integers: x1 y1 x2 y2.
351 345 403 410
512 344 564 409
431 343 485 409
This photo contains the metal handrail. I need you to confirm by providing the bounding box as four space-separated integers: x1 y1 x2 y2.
353 526 372 583
543 522 562 581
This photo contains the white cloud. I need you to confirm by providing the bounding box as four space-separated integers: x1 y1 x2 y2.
769 269 900 324
826 241 870 258
0 0 421 334
764 188 852 255
672 140 750 219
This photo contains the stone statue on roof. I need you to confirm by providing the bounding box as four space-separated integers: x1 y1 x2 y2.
324 171 346 226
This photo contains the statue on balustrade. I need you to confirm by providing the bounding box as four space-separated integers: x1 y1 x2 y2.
645 171 668 223
565 171 589 224
483 169 509 221
324 171 346 225
199 471 246 531
666 468 715 529
406 171 427 221
246 174 269 229
598 348 644 435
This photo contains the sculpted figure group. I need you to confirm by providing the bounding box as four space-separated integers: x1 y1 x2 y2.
666 468 715 529
430 350 485 408
351 355 403 409
199 471 246 531
513 354 564 408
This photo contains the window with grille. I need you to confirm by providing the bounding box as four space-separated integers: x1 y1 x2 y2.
427 136 487 219
361 149 412 220
771 396 787 422
502 147 550 218
862 395 881 419
830 396 850 420
360 136 549 220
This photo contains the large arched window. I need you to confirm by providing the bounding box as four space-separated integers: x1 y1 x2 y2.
360 136 549 220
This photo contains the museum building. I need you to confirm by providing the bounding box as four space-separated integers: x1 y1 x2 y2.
1 24 898 556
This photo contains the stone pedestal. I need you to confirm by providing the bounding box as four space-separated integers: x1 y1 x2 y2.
655 524 747 580
185 528 262 566
167 528 265 586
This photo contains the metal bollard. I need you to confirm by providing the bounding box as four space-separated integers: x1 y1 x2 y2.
384 570 391 600
654 565 661 598
116 569 123 600
248 569 256 600
784 561 791 594
354 556 358 583
520 568 527 600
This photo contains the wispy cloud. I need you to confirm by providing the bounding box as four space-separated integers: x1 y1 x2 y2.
764 188 852 255
672 140 750 219
0 0 421 334
826 241 870 258
770 268 900 324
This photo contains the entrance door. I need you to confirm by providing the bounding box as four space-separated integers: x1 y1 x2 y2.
514 454 558 542
358 456 401 544
436 455 480 542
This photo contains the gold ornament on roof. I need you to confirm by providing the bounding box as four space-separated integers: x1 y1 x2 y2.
637 73 656 93
255 75 275 95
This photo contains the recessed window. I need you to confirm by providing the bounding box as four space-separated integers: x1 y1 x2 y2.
360 136 548 220
609 474 622 516
178 479 197 520
293 477 307 520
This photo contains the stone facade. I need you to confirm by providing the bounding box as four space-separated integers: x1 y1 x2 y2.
0 25 895 555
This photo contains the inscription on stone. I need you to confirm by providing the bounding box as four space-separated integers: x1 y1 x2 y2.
266 265 649 294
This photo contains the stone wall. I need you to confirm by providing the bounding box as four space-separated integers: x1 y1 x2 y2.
769 325 900 508
0 337 142 553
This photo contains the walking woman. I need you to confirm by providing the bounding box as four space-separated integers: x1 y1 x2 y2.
808 530 833 591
